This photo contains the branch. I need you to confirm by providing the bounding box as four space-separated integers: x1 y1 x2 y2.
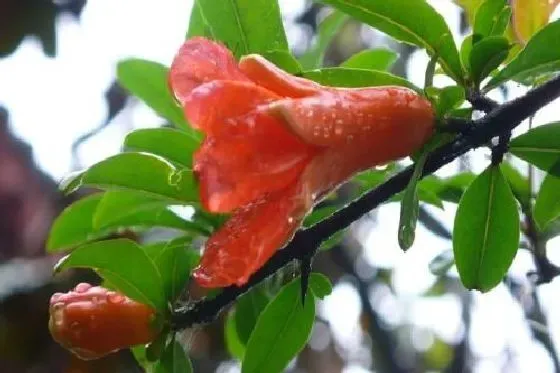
172 74 560 330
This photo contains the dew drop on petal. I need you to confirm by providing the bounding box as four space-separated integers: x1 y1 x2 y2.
335 126 343 135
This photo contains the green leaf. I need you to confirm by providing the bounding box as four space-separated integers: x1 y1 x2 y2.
303 67 417 90
534 171 560 231
308 273 333 299
154 340 193 373
426 86 465 117
428 249 455 276
225 310 246 360
187 0 213 39
124 128 201 168
485 20 560 89
299 11 348 69
196 0 288 58
473 0 507 40
469 36 510 85
460 35 474 72
398 152 427 250
94 190 207 234
260 50 302 74
499 162 531 209
242 277 315 373
470 36 510 83
419 172 476 204
453 166 520 292
235 287 270 345
318 0 464 82
304 206 339 228
47 193 103 252
341 48 398 71
55 239 167 311
72 153 199 203
509 122 560 175
490 6 512 36
150 237 200 302
117 59 188 130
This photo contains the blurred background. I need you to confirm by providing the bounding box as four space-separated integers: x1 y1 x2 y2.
1 0 560 372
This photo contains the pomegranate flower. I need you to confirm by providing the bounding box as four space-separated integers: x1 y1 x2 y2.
169 37 434 288
49 283 158 360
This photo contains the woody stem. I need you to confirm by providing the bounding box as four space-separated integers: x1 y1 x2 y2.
171 73 560 331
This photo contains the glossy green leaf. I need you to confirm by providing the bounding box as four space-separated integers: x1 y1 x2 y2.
534 172 560 231
235 287 270 345
117 59 187 130
71 153 198 203
500 162 531 208
187 0 213 39
47 194 103 252
398 152 427 250
196 0 288 58
299 11 348 69
124 128 201 168
55 239 167 311
242 276 315 373
473 0 507 40
419 172 476 203
491 6 512 36
150 237 200 302
304 206 339 228
453 166 520 292
93 190 207 235
154 340 193 373
225 310 246 360
318 0 464 82
309 273 333 299
260 50 302 74
426 85 465 117
460 35 474 72
303 67 417 90
509 122 560 175
485 20 560 89
469 36 510 85
341 48 398 71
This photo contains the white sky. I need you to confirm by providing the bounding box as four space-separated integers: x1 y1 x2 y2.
1 1 560 372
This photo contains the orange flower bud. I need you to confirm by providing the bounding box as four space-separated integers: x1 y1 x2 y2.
169 37 435 288
49 283 158 360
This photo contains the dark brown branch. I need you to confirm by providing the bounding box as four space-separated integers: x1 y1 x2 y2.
172 74 560 330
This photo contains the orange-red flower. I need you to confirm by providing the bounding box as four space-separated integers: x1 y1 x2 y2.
49 283 158 360
169 37 434 288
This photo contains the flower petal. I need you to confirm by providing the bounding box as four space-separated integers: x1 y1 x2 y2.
239 54 321 98
194 114 313 213
267 87 434 151
169 37 249 104
193 184 307 288
185 80 280 134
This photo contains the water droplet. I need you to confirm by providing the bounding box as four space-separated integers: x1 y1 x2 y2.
288 217 294 224
74 283 91 293
335 126 343 135
335 119 343 125
306 110 314 118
